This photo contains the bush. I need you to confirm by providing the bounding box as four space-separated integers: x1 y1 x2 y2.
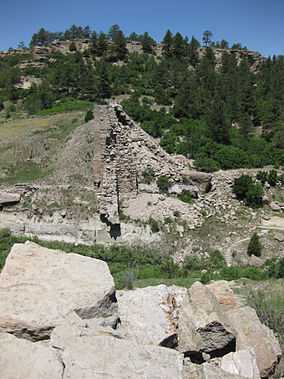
245 182 264 207
157 175 170 193
256 171 268 185
247 233 262 257
123 270 136 290
148 218 160 233
267 169 278 186
142 167 155 184
195 157 220 173
85 110 94 122
160 257 179 278
178 190 192 204
233 175 263 207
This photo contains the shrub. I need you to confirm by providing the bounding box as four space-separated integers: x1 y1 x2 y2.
207 250 226 269
178 190 192 204
85 110 94 122
267 169 278 187
256 171 268 185
157 175 170 193
183 255 203 271
195 157 220 173
233 175 263 207
266 258 284 278
148 218 160 233
245 182 264 207
247 233 262 257
142 167 155 184
200 271 212 284
123 270 136 290
161 257 179 278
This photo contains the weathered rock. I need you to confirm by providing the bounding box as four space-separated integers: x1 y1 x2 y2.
51 319 185 379
183 361 248 379
229 306 282 378
0 191 21 206
0 333 63 379
0 241 116 341
178 282 236 359
220 349 260 379
117 285 186 347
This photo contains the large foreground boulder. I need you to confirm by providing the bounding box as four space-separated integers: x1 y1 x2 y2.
0 241 116 340
117 285 186 347
178 282 236 359
178 281 281 378
0 333 63 379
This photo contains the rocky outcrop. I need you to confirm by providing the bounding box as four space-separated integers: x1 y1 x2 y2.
0 333 63 379
178 281 281 378
220 349 260 379
0 244 281 378
0 242 117 340
117 285 186 347
0 191 21 207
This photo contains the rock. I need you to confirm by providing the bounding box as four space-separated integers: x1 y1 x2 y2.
117 285 186 347
220 349 260 379
51 319 184 379
0 241 117 341
0 191 21 206
207 281 240 310
270 202 281 212
183 361 248 379
229 306 281 378
0 332 63 379
178 282 236 359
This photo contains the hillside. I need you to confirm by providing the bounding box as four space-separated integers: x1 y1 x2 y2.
1 24 284 379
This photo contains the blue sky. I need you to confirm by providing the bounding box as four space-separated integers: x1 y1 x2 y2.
0 0 283 56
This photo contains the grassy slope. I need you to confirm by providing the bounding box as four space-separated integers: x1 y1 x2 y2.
0 111 85 184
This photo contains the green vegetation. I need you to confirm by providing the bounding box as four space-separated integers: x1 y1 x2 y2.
157 175 170 193
84 109 94 122
177 190 193 204
0 25 284 170
142 167 155 184
1 230 282 290
247 232 262 257
233 175 264 207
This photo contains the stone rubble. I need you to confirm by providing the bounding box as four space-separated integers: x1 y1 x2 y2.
0 243 281 378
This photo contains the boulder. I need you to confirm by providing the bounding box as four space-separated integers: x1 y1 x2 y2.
220 349 260 379
0 333 63 379
183 361 248 379
0 191 21 206
229 306 281 378
117 285 186 347
0 241 117 341
51 318 185 379
178 282 236 359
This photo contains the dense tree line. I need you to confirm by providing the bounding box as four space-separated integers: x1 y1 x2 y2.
1 26 284 170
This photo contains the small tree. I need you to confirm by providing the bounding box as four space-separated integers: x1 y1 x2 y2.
267 169 278 187
202 30 213 47
69 41 77 52
85 110 94 122
157 175 170 193
247 233 262 257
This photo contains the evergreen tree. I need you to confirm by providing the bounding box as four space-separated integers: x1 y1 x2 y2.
207 96 230 144
141 32 155 54
172 32 186 59
97 62 111 99
247 233 262 257
162 30 173 57
188 36 200 67
97 33 108 57
202 30 213 47
111 30 127 61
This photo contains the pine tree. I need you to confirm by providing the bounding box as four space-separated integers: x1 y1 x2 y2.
188 36 200 67
247 233 262 257
172 32 186 59
112 30 127 61
97 62 111 99
162 30 173 57
141 32 155 54
97 33 108 57
202 30 213 47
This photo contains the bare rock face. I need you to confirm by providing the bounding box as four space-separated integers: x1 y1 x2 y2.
178 281 281 378
0 333 63 379
117 285 187 347
0 191 21 207
178 282 236 359
0 242 117 340
220 349 260 379
60 332 184 379
228 306 281 378
184 362 249 379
